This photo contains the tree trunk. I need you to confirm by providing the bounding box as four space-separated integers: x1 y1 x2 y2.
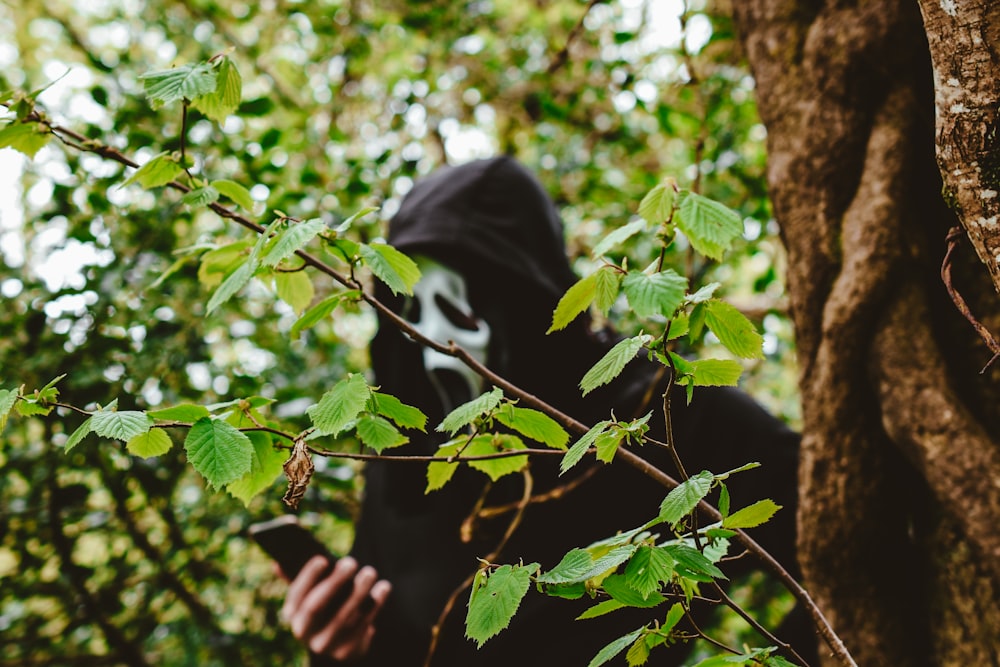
731 1 1000 665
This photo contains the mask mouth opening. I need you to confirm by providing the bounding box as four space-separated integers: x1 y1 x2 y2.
427 367 477 414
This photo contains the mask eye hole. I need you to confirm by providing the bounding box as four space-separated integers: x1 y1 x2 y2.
434 294 480 331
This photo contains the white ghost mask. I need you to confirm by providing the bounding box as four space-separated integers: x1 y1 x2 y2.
404 256 491 411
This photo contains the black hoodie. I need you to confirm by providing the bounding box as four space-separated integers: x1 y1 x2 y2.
336 156 810 666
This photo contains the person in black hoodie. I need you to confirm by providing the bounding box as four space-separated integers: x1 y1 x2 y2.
280 156 818 665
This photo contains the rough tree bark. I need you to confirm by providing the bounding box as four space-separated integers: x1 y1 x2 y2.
730 1 1000 665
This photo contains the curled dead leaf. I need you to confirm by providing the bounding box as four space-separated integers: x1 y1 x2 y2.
282 437 314 509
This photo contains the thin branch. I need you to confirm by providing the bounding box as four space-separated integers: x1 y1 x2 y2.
941 225 1000 373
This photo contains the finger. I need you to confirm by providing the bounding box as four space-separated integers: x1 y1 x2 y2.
292 557 359 640
309 568 391 658
282 556 330 624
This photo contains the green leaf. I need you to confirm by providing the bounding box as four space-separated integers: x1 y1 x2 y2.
181 185 220 209
548 273 597 333
0 389 18 431
206 257 258 314
436 387 503 436
580 334 651 396
426 439 462 492
638 180 676 225
587 628 644 667
592 219 648 258
226 431 285 505
360 242 421 295
576 598 626 620
275 270 314 314
603 574 666 607
704 300 764 360
121 151 183 189
722 499 781 529
466 433 529 481
675 191 744 260
261 218 327 267
356 414 408 453
290 291 361 339
64 417 94 452
370 392 427 431
197 241 252 289
126 428 173 457
537 548 596 584
593 266 623 315
495 403 569 450
560 419 612 474
593 427 625 464
91 409 154 442
306 373 371 436
211 179 256 211
15 400 52 418
138 61 217 107
0 121 49 158
191 56 242 123
465 563 538 648
622 269 688 319
148 403 211 422
689 358 744 387
718 482 730 518
658 470 714 525
623 545 675 600
663 543 727 580
183 417 253 488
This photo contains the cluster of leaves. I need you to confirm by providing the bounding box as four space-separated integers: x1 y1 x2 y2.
0 1 796 665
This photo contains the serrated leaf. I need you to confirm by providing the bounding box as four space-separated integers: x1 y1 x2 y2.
197 241 252 289
587 628 645 667
537 548 596 584
126 428 173 457
191 57 241 123
580 334 651 396
592 219 648 258
227 431 286 505
718 482 730 518
593 427 624 464
121 151 183 189
306 373 371 436
261 218 327 267
548 273 597 333
690 358 744 387
577 598 626 620
206 257 258 314
704 300 764 360
211 179 256 211
275 270 314 314
183 417 253 488
436 387 503 436
64 416 94 452
593 266 623 315
622 270 688 320
16 400 52 417
638 181 675 225
426 439 462 492
148 403 211 422
138 61 217 107
0 389 18 431
0 121 49 158
560 419 612 475
370 392 426 431
466 433 528 481
495 403 568 450
356 414 408 453
360 242 421 295
722 499 781 529
687 282 720 304
465 563 537 648
181 185 219 209
290 291 360 339
658 470 714 525
675 191 744 260
664 543 727 580
91 409 154 442
603 574 666 607
623 545 675 600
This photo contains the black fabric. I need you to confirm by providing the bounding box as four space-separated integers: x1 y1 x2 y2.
330 156 815 666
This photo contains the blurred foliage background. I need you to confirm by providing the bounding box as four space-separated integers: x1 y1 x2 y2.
0 0 798 664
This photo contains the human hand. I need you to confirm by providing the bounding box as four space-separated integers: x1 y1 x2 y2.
280 555 392 662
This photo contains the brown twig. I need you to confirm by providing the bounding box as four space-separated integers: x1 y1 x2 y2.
941 225 1000 373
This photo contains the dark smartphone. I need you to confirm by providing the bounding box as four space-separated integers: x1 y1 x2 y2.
248 515 337 580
